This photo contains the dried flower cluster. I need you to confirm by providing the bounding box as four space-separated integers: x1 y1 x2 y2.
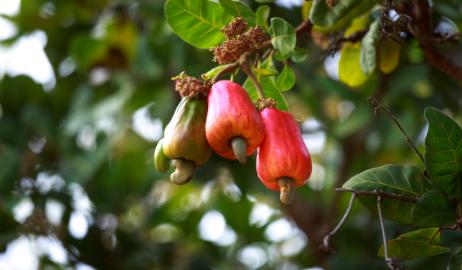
213 18 270 64
174 72 211 99
221 17 248 38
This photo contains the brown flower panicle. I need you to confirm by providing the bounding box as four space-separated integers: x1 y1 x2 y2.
221 17 248 39
246 26 270 49
174 73 211 99
214 18 270 64
213 35 253 64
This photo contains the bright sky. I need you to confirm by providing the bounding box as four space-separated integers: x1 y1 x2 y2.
0 0 56 91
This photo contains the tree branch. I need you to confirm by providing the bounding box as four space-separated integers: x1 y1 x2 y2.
211 62 239 83
392 1 462 81
295 20 313 37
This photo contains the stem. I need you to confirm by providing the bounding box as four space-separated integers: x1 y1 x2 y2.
377 196 388 259
295 20 312 37
368 97 425 164
240 61 266 100
321 193 356 251
377 196 399 270
211 62 239 83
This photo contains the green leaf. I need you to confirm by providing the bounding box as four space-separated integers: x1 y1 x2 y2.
339 44 369 88
70 35 107 69
269 17 296 58
396 227 441 243
276 64 295 91
343 164 430 224
309 0 375 31
243 76 288 111
253 67 278 76
411 190 456 227
425 107 462 199
344 14 369 36
290 47 308 63
360 20 379 75
255 5 270 30
448 248 462 270
164 0 233 49
343 164 427 199
203 64 236 80
378 228 450 260
254 0 274 3
219 0 255 25
301 0 313 20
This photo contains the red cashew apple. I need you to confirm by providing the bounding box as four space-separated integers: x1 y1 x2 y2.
205 80 265 163
256 107 312 204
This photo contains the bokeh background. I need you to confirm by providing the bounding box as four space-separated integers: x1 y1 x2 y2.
0 0 461 269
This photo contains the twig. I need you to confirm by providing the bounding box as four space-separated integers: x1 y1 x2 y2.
211 62 239 83
431 32 462 43
335 188 418 203
295 20 313 37
337 30 368 44
377 197 388 259
321 193 356 252
240 60 265 99
377 197 402 270
378 196 390 268
368 96 425 164
326 29 368 55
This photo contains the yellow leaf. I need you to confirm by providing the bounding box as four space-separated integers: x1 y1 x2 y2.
344 14 369 37
339 44 369 88
378 39 400 74
302 1 313 20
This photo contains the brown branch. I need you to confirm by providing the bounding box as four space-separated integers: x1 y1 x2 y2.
337 30 368 44
418 40 462 81
295 20 313 37
326 30 368 55
392 1 462 81
430 32 462 43
240 60 265 99
211 62 239 83
335 188 418 203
